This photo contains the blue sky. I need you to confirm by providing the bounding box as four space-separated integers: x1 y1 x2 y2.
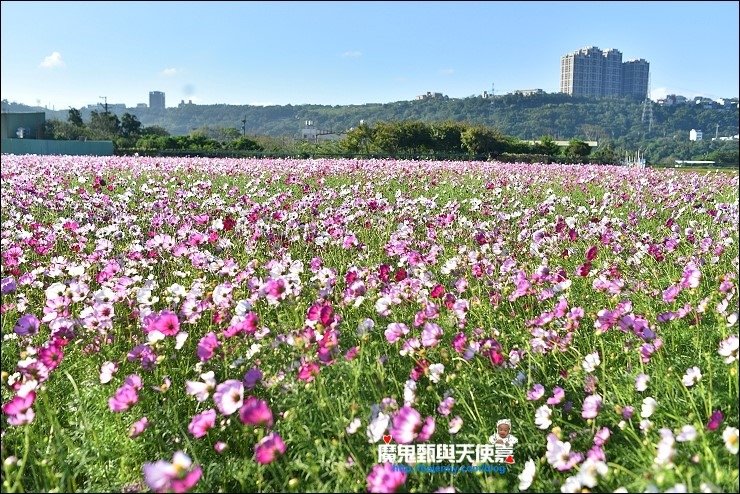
1 1 738 109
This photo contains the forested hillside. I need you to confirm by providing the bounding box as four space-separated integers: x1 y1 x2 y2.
3 94 738 163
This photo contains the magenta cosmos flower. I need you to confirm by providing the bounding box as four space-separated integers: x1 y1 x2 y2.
142 451 202 493
239 396 274 428
390 406 435 444
2 391 36 426
129 416 149 438
196 332 219 362
188 409 216 438
254 432 286 464
367 462 407 493
148 310 181 336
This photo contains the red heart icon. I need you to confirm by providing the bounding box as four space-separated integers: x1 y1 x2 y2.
504 455 515 464
382 435 392 444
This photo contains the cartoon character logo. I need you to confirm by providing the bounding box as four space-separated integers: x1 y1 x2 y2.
489 419 517 464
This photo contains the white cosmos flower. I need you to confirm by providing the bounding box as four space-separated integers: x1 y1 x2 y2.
175 332 189 350
641 397 658 418
576 458 608 488
428 363 444 383
676 425 697 442
366 411 390 444
635 373 650 392
718 335 738 364
518 458 536 491
723 426 739 454
681 366 702 387
535 405 552 430
99 361 118 384
346 417 361 435
582 352 600 373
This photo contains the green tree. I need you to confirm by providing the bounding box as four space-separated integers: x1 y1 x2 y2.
565 139 592 159
228 136 264 151
460 126 507 157
68 108 83 127
121 113 142 138
88 111 121 138
536 135 561 156
341 122 375 154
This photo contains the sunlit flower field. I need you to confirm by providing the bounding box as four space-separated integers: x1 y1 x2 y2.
1 155 738 493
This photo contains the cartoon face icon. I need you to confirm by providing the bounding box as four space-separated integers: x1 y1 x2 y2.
497 422 511 439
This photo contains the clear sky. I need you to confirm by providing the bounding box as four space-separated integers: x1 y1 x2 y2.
2 1 738 109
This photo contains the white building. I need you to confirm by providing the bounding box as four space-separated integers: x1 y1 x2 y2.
689 129 703 141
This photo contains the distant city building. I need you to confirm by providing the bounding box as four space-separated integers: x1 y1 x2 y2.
560 46 649 99
178 99 195 108
514 89 545 96
149 91 165 110
136 103 148 108
689 129 703 141
621 59 650 99
416 92 446 100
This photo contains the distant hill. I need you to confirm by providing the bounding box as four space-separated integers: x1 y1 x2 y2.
4 94 738 150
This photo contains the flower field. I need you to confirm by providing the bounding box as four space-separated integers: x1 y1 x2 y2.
1 155 738 493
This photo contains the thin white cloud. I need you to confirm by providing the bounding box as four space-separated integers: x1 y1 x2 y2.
342 50 362 58
651 87 710 102
39 52 64 69
161 68 178 77
439 68 455 76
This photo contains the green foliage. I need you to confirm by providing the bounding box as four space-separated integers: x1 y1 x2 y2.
67 108 83 127
536 135 561 156
227 136 264 151
565 139 592 158
120 113 142 138
460 125 507 157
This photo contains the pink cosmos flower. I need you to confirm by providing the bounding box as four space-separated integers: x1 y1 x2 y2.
367 462 407 493
254 432 286 464
662 285 680 303
196 332 219 361
109 383 139 413
151 310 181 336
188 409 216 438
546 387 565 405
213 380 243 416
527 384 546 401
421 322 442 347
582 394 603 419
142 451 202 493
2 391 36 426
239 396 274 428
129 417 150 438
214 441 228 454
437 396 455 416
298 360 320 382
385 323 410 343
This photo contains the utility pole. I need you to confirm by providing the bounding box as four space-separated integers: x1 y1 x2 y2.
99 96 109 114
241 115 247 137
715 123 719 140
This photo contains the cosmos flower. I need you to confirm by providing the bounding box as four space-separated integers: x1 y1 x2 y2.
142 451 202 493
213 379 243 416
188 409 216 438
367 462 407 493
254 432 286 464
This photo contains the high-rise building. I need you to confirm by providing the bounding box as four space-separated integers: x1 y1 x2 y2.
149 91 165 110
621 59 650 99
560 47 648 99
